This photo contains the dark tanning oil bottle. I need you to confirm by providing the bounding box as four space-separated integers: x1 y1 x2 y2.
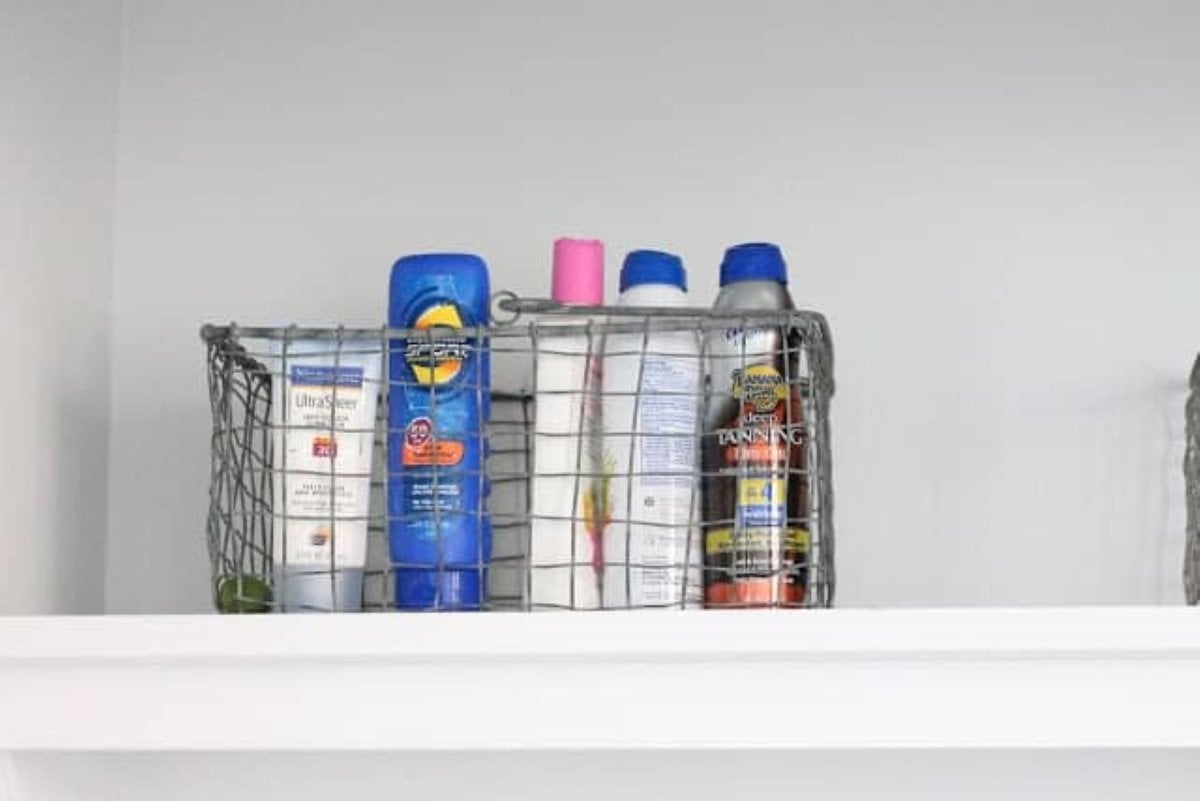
702 243 809 608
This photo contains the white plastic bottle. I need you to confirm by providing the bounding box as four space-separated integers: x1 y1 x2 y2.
602 250 702 608
529 238 605 610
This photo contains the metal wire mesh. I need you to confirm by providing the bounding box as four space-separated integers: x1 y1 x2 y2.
201 296 835 612
1185 354 1200 604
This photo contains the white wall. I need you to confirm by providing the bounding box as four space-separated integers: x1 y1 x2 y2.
107 0 1200 612
0 0 121 614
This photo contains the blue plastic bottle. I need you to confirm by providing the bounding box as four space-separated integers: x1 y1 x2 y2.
388 253 491 610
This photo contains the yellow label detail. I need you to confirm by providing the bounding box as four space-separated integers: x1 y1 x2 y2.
738 478 785 506
706 528 734 555
732 364 787 412
784 528 811 551
408 303 464 385
704 527 811 556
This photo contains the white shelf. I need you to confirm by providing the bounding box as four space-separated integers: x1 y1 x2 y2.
1 607 1199 752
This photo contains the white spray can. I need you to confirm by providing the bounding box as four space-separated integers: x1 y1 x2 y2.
602 250 702 608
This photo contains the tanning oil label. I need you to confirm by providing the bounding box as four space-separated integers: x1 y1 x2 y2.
704 527 811 555
732 363 787 412
737 477 786 527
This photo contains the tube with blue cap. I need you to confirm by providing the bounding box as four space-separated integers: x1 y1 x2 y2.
388 253 491 610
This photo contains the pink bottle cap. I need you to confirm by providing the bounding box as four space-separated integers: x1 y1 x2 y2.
551 238 604 305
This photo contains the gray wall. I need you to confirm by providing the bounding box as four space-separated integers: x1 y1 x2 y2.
0 0 120 613
106 0 1200 611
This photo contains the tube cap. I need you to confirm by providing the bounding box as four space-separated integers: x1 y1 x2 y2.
395 568 483 611
719 242 788 286
551 238 604 305
619 249 687 292
275 567 363 613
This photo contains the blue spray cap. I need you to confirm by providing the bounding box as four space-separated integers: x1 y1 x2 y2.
619 249 687 292
719 242 788 286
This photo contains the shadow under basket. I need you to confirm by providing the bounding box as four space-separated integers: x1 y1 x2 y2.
202 297 835 612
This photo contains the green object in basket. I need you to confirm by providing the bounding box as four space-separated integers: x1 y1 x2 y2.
216 575 272 613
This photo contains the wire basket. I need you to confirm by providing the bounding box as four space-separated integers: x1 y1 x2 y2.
202 295 835 612
1186 354 1200 604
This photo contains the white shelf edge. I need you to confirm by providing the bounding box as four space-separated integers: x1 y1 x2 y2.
1 607 1198 751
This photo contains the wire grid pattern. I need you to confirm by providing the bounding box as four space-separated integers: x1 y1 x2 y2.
201 298 834 612
1186 354 1200 604
206 336 273 608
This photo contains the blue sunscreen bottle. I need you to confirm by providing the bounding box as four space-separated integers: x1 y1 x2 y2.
388 253 491 609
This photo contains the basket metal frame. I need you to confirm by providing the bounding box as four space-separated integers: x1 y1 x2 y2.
202 294 835 612
1185 355 1200 604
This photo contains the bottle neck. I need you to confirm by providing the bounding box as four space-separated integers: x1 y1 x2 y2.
715 279 793 310
618 283 689 307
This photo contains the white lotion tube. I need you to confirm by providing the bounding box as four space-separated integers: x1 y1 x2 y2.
269 337 382 612
530 329 603 609
602 251 702 609
529 238 605 610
